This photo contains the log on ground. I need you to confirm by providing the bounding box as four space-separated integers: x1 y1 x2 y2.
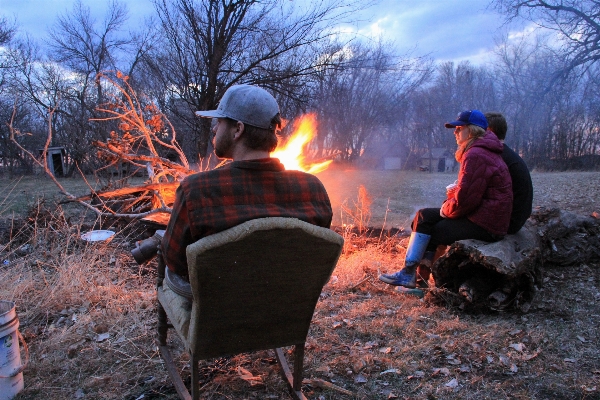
430 208 600 312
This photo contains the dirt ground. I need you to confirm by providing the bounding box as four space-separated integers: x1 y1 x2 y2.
1 170 600 400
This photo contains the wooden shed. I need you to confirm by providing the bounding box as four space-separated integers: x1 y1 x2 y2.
39 146 66 177
420 148 456 172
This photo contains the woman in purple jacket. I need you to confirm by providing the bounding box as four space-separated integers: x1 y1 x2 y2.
379 110 513 289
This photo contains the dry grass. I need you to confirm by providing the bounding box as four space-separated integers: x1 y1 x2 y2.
0 202 163 399
1 171 600 399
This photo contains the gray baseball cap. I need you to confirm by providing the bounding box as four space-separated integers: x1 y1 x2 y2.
195 84 280 129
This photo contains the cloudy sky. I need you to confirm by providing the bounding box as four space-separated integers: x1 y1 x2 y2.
0 0 532 66
348 0 531 65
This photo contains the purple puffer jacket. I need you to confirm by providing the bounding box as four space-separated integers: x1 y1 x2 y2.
441 130 513 235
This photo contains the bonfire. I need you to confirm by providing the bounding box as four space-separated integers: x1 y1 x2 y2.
9 73 337 227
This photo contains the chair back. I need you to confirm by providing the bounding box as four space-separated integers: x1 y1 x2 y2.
185 217 343 359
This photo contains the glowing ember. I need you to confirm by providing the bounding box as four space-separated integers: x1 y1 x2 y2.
271 113 332 174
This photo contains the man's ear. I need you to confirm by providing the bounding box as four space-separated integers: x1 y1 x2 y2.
233 121 245 140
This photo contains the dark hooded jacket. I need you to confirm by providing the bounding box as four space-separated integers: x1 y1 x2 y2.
501 143 533 234
441 130 513 235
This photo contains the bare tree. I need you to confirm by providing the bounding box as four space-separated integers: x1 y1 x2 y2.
47 0 131 103
143 0 363 160
493 0 600 78
4 1 157 176
401 61 498 171
492 33 570 164
0 99 42 177
0 16 16 81
0 17 44 176
0 16 15 46
314 42 432 163
6 36 102 176
0 36 52 176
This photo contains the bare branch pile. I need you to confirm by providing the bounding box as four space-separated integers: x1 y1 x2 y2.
10 71 194 224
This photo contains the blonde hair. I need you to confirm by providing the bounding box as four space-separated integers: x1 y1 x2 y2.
468 125 486 138
455 125 486 161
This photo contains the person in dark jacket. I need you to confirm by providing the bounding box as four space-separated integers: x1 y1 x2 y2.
379 110 513 289
485 112 533 234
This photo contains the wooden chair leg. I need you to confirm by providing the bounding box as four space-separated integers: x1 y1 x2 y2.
157 301 168 346
156 247 166 288
293 344 305 391
275 346 308 400
191 355 199 400
156 247 192 400
159 344 192 400
156 249 168 346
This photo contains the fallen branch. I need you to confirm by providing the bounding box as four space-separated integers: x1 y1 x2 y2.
350 273 370 289
7 71 196 222
92 71 190 175
303 378 353 396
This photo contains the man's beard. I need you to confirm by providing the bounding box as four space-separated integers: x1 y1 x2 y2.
214 131 234 158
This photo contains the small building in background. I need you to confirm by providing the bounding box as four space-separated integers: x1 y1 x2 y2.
420 148 456 172
358 139 409 170
39 147 66 177
383 157 402 170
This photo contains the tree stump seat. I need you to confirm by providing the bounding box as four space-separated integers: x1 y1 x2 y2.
430 208 600 312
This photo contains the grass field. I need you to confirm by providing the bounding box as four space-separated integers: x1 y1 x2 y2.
4 168 599 227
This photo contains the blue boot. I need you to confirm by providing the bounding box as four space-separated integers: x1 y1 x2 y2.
379 232 431 288
379 263 418 287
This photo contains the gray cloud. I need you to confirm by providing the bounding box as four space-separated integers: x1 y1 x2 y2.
351 0 526 64
1 0 524 65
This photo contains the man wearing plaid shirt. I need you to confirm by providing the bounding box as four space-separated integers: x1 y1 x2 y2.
162 85 333 278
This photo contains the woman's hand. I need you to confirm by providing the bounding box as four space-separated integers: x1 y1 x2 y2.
446 180 458 199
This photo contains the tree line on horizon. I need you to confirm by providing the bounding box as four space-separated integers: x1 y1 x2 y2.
0 0 599 177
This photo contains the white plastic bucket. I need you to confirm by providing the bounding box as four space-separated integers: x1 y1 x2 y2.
0 301 25 400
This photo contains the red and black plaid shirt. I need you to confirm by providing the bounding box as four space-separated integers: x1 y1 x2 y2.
161 158 333 276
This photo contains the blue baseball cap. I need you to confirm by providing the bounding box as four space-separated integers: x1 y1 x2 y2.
444 110 488 130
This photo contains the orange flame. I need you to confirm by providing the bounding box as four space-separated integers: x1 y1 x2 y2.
271 113 332 174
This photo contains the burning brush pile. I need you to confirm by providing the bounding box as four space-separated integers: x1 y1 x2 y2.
79 112 335 227
10 73 336 227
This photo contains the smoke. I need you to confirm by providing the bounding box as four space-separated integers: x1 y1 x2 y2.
316 167 450 229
